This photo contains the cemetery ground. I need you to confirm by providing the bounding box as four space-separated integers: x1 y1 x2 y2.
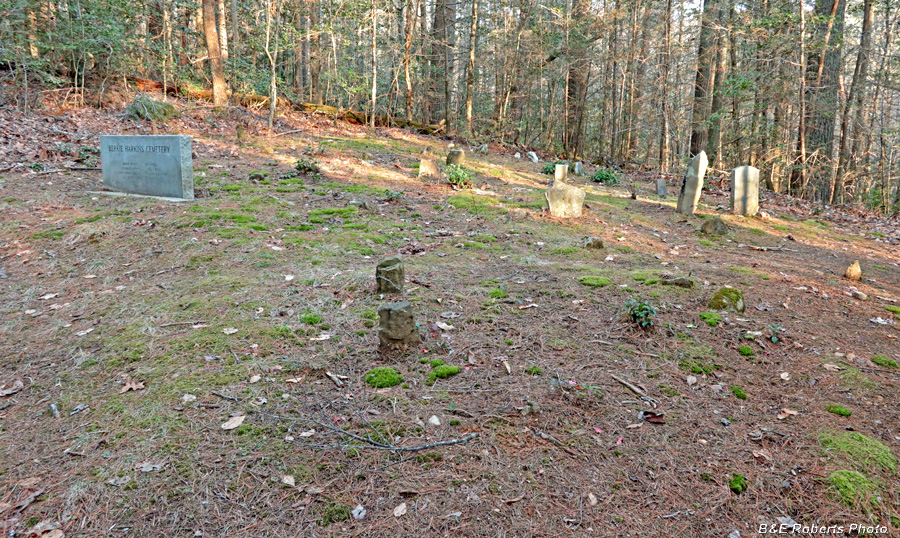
1 103 900 538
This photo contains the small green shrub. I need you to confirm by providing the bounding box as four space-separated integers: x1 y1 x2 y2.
301 313 323 325
125 94 178 121
525 366 543 375
884 305 900 317
365 367 403 388
446 164 474 188
826 404 852 417
430 359 445 368
699 312 722 327
731 386 747 400
426 365 461 386
871 354 898 369
625 298 656 328
295 157 321 175
320 503 351 526
590 168 620 184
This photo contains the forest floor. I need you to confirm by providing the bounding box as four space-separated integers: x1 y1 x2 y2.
1 95 899 538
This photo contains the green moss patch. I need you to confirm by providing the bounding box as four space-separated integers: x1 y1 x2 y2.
825 404 852 417
699 312 722 327
737 346 754 357
729 473 748 494
579 276 612 288
731 386 747 400
827 470 879 509
871 354 898 369
365 367 403 388
820 431 897 472
426 365 461 386
708 287 745 312
884 305 900 318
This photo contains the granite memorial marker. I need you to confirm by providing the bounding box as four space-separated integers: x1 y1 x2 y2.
730 165 760 216
100 135 193 200
676 151 707 215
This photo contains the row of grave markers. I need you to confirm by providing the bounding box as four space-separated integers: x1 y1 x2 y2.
675 150 760 217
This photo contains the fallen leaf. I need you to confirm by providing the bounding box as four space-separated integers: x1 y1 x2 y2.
440 311 460 319
74 328 93 337
0 380 24 396
285 377 303 383
284 275 295 281
221 415 246 430
643 412 666 425
393 503 408 517
119 379 144 394
106 476 130 487
249 375 261 383
282 475 296 487
436 321 455 331
222 327 238 335
181 394 197 403
309 334 331 341
299 429 316 437
588 492 598 506
626 423 643 429
518 303 539 310
501 360 511 374
136 461 163 472
822 363 842 372
752 449 773 461
776 408 798 420
83 274 97 279
39 293 58 300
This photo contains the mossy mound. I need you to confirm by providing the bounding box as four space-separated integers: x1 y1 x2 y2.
825 404 852 417
820 431 897 472
125 94 178 121
365 367 403 388
729 473 748 494
708 286 745 313
731 386 747 400
871 354 898 369
828 470 879 508
699 312 722 327
426 365 461 386
579 276 612 288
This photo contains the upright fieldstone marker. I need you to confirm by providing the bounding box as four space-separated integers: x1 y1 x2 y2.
100 135 193 200
545 180 585 218
656 177 666 196
376 255 404 294
554 163 568 182
730 165 760 216
676 151 707 215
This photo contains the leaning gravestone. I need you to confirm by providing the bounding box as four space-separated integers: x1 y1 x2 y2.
376 255 404 294
545 180 585 218
676 151 707 215
418 158 440 179
447 149 465 166
100 135 193 200
730 165 760 216
527 151 539 163
554 163 568 183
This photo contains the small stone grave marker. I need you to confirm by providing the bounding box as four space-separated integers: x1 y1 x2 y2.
730 165 760 216
554 163 568 183
100 135 193 200
676 151 707 215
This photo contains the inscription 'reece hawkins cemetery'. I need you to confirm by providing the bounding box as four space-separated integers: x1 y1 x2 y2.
100 135 194 200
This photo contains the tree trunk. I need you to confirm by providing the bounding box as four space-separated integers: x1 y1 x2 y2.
564 0 590 159
658 0 672 173
217 0 228 60
689 0 719 157
464 0 478 136
202 0 228 106
370 0 377 132
707 14 728 168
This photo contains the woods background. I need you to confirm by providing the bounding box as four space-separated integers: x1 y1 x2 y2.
1 0 899 213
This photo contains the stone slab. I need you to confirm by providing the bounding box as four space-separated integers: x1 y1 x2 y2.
677 151 707 215
545 180 585 218
730 165 760 216
100 135 193 200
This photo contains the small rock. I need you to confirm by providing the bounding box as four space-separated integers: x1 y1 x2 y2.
182 394 197 403
661 275 694 288
582 237 604 249
527 151 539 163
376 255 404 294
248 171 267 182
851 290 868 301
845 260 861 281
428 415 441 426
349 199 372 211
418 158 440 179
475 143 488 154
720 418 731 427
573 161 585 176
352 505 367 520
700 217 728 235
686 376 697 386
776 516 799 528
727 531 741 538
514 152 521 159
447 149 465 166
708 286 745 313
377 301 420 348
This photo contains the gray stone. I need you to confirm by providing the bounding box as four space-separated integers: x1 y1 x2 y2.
656 176 666 196
708 287 745 313
475 143 488 154
583 237 604 249
378 301 420 347
661 275 694 288
851 290 868 301
527 151 539 163
545 180 585 218
447 149 465 166
730 165 760 216
376 255 404 294
349 199 372 211
845 260 861 281
700 217 728 235
100 135 193 199
554 163 568 183
676 151 707 215
514 152 521 159
573 161 585 176
418 158 440 179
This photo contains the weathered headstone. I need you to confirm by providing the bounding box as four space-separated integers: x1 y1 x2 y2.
573 161 585 176
554 163 568 183
527 151 539 163
545 180 585 218
676 151 707 215
701 217 728 235
447 149 465 166
730 165 760 216
514 152 521 160
376 255 404 293
378 301 420 348
583 237 604 249
418 158 440 179
100 135 193 199
656 176 667 196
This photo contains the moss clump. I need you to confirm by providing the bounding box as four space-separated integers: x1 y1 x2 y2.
738 346 754 357
125 94 178 121
488 287 509 299
884 305 900 317
301 313 323 325
320 503 351 526
871 354 898 369
365 367 403 388
579 276 612 288
729 473 748 494
731 386 747 400
430 358 445 368
699 312 722 327
708 287 745 313
820 431 897 472
678 359 720 375
426 365 461 386
828 470 879 508
825 404 852 417
525 366 543 375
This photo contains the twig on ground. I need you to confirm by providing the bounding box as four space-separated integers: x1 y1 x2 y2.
159 320 205 328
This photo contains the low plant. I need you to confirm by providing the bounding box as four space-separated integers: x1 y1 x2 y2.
295 156 321 175
729 473 748 494
871 354 898 369
426 365 461 386
731 386 747 400
699 312 722 327
590 168 620 184
625 298 656 328
446 164 474 188
738 346 755 356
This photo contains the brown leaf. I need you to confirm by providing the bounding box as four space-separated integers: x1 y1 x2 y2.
643 412 666 425
221 415 246 430
776 408 798 420
119 379 145 394
1 379 24 396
